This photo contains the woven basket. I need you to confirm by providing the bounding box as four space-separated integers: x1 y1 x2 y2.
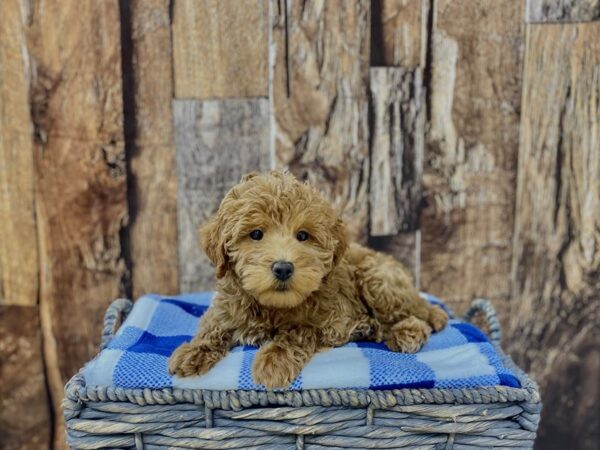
63 298 541 449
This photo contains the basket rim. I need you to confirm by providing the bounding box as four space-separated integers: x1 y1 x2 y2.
64 296 541 419
64 350 540 422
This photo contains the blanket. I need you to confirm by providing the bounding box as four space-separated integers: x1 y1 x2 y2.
84 292 520 390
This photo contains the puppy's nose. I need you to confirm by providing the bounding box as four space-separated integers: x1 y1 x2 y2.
272 261 294 281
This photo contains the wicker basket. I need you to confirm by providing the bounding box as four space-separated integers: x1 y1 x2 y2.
64 298 541 449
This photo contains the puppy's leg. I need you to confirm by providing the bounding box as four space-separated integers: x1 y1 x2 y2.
352 243 448 333
383 316 432 353
169 309 232 377
253 327 318 389
427 303 449 332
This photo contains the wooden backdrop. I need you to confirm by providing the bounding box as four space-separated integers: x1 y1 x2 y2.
0 1 598 449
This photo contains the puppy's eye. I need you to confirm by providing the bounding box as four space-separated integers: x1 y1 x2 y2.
249 229 263 241
296 230 309 242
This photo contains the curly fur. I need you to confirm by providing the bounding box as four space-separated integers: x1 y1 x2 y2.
169 171 448 388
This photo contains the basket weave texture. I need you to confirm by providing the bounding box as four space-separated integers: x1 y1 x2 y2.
64 298 541 449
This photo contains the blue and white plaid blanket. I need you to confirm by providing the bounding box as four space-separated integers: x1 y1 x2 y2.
84 292 520 390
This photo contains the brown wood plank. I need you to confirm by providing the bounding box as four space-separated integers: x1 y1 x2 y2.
369 67 424 236
172 0 269 99
25 1 128 447
125 0 179 298
371 0 425 67
0 0 38 306
528 0 600 22
509 23 600 450
271 0 371 242
0 305 51 450
420 0 524 323
174 99 270 292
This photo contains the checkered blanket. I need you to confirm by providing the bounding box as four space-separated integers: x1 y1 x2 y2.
84 292 520 390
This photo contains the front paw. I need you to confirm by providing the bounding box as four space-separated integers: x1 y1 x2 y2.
168 342 224 377
252 342 300 389
384 317 432 353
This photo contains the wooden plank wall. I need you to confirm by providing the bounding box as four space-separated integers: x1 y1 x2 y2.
0 1 598 449
0 3 51 448
368 0 425 280
509 20 600 450
124 0 180 300
172 0 271 291
422 0 524 324
271 0 371 242
29 2 128 447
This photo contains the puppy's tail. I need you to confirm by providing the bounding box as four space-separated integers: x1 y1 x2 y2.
427 305 448 332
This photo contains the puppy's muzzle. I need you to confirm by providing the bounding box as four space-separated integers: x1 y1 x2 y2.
272 261 294 281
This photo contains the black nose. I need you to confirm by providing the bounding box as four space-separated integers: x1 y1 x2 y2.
272 261 294 281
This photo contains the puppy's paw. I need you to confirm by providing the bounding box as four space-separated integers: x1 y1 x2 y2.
428 305 449 332
385 317 432 353
252 342 300 389
168 342 224 377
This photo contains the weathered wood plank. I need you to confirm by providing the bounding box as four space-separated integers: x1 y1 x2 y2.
371 0 425 67
527 0 600 23
509 23 600 450
174 99 270 291
125 0 179 298
420 0 524 323
0 306 51 449
26 1 127 447
0 1 38 306
271 0 371 242
172 0 269 99
369 67 424 236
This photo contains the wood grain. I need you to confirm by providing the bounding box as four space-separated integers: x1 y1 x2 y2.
0 306 51 450
371 0 425 67
527 0 600 22
172 0 269 99
369 67 424 236
25 1 127 447
125 0 179 298
271 0 371 242
0 0 38 306
420 0 524 322
509 23 600 450
174 99 270 292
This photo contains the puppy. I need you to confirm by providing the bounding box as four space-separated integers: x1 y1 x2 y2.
169 171 448 388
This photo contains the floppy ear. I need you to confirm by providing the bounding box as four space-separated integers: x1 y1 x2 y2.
332 217 348 266
199 215 229 278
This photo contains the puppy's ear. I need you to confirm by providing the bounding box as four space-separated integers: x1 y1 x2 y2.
332 217 348 266
199 216 229 278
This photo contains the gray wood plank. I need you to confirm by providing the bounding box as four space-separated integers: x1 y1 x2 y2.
369 67 424 236
174 99 270 292
527 0 600 23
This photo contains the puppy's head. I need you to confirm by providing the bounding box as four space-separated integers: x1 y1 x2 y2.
201 171 347 308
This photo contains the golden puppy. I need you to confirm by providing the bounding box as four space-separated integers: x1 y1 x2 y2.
169 171 447 388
